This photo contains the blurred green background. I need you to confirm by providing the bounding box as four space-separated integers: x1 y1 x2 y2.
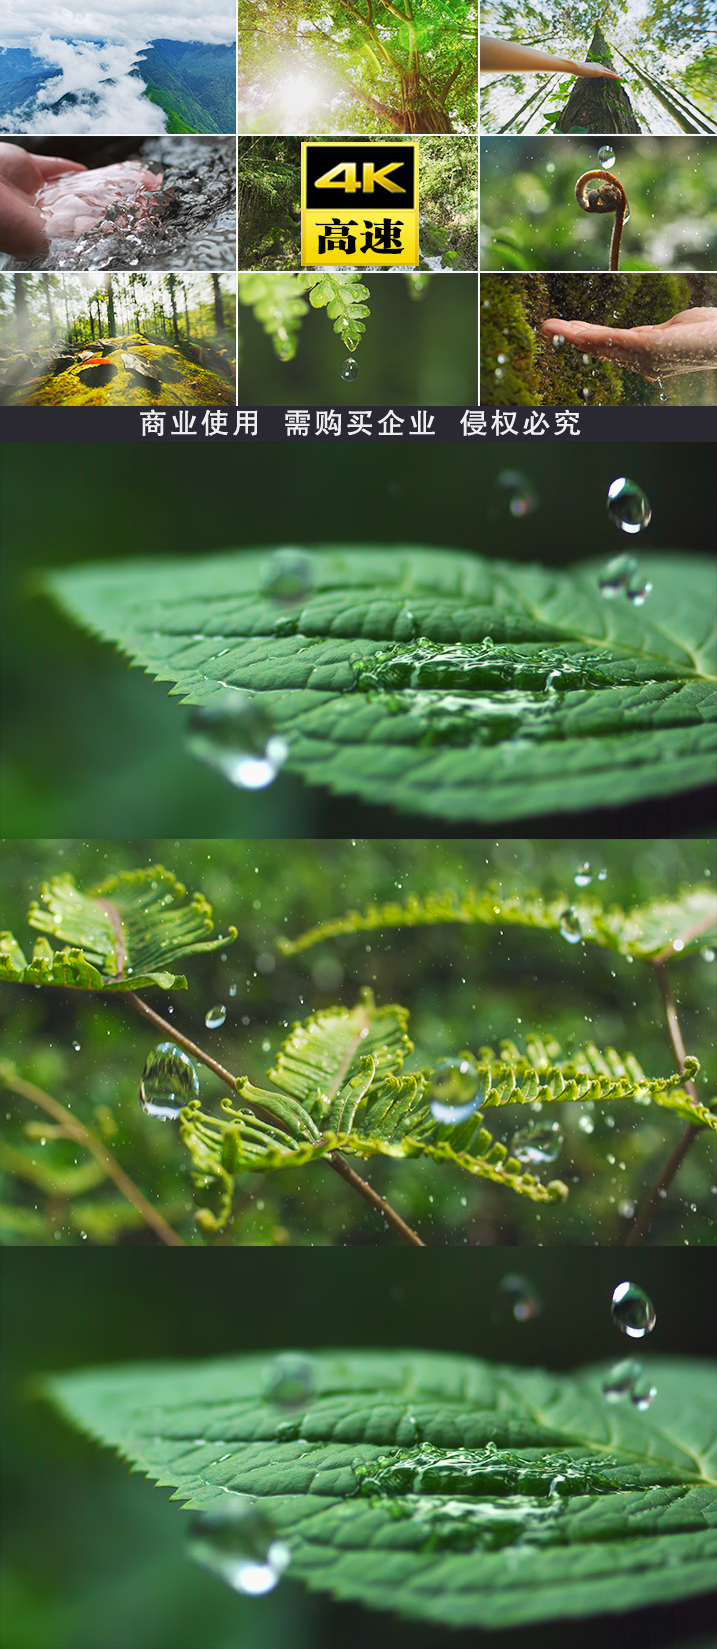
1 1247 716 1649
480 138 717 271
1 837 714 1248
237 274 478 403
0 442 713 837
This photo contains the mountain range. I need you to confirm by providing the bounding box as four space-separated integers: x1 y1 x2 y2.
0 41 236 133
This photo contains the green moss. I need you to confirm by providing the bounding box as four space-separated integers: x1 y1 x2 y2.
8 334 235 408
480 275 695 406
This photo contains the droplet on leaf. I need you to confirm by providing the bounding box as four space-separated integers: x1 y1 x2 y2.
187 1498 290 1595
559 907 582 944
205 1005 227 1029
186 690 288 791
429 1056 485 1124
261 548 314 603
264 1354 316 1407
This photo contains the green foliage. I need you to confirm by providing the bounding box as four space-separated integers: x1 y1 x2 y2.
180 989 578 1232
0 865 236 992
237 0 478 136
304 273 371 353
279 882 717 963
46 1349 717 1630
237 274 310 361
43 545 717 824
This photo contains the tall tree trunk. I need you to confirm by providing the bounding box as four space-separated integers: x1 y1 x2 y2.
105 275 117 337
167 273 180 344
14 274 30 349
556 25 640 133
212 273 225 335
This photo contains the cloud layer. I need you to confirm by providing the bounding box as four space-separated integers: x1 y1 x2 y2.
0 2 236 47
1 39 171 134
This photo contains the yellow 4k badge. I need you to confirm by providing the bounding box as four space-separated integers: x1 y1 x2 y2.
301 142 419 266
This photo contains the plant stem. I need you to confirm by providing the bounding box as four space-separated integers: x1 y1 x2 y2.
626 963 702 1246
328 1150 425 1245
125 992 424 1247
0 1065 185 1247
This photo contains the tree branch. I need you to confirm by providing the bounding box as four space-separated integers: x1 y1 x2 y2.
124 993 424 1246
626 962 704 1246
0 1062 185 1247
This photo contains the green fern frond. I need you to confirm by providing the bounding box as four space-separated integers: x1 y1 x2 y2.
278 884 717 963
0 866 236 992
304 272 371 352
237 273 310 361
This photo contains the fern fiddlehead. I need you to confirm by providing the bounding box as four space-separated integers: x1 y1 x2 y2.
575 169 629 270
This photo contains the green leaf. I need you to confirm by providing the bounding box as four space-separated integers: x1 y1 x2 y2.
0 865 236 992
180 991 570 1230
279 883 717 963
45 1349 717 1631
179 991 714 1233
237 273 310 361
43 547 717 823
304 273 371 352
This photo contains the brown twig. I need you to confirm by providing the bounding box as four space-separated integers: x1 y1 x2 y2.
0 1063 185 1247
626 963 703 1246
124 993 424 1247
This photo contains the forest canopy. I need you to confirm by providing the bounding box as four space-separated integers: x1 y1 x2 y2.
237 0 478 134
481 0 717 134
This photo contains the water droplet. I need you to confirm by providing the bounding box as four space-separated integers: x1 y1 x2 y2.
611 1281 656 1338
701 947 716 963
574 863 592 887
494 367 503 379
72 1041 81 1052
552 334 565 348
582 353 591 365
632 1377 657 1411
205 1004 227 1030
429 1056 485 1125
499 1273 542 1321
495 469 538 518
618 1198 636 1219
601 1358 643 1402
606 477 652 534
497 353 507 364
598 145 616 167
598 552 640 597
598 869 608 881
510 1121 563 1164
229 983 238 996
261 548 314 603
340 357 359 381
626 579 652 607
187 690 288 790
264 1354 316 1407
187 1499 290 1595
559 907 582 944
578 1113 594 1134
139 1042 199 1120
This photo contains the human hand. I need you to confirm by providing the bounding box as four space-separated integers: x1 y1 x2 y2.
542 310 717 379
0 142 87 256
564 59 621 78
36 161 162 239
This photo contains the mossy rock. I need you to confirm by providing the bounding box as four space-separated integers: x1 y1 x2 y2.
480 274 692 405
7 333 235 407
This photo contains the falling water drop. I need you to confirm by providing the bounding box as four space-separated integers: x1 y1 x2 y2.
139 1042 199 1120
606 477 652 534
597 869 608 881
626 578 653 607
499 1274 542 1321
632 1376 657 1411
340 357 359 381
186 690 288 790
574 862 592 887
559 907 582 944
510 1121 563 1164
578 1113 594 1133
187 1499 291 1595
261 548 314 603
495 469 538 518
205 1005 227 1030
429 1056 485 1124
597 145 616 167
611 1281 656 1338
264 1354 316 1407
